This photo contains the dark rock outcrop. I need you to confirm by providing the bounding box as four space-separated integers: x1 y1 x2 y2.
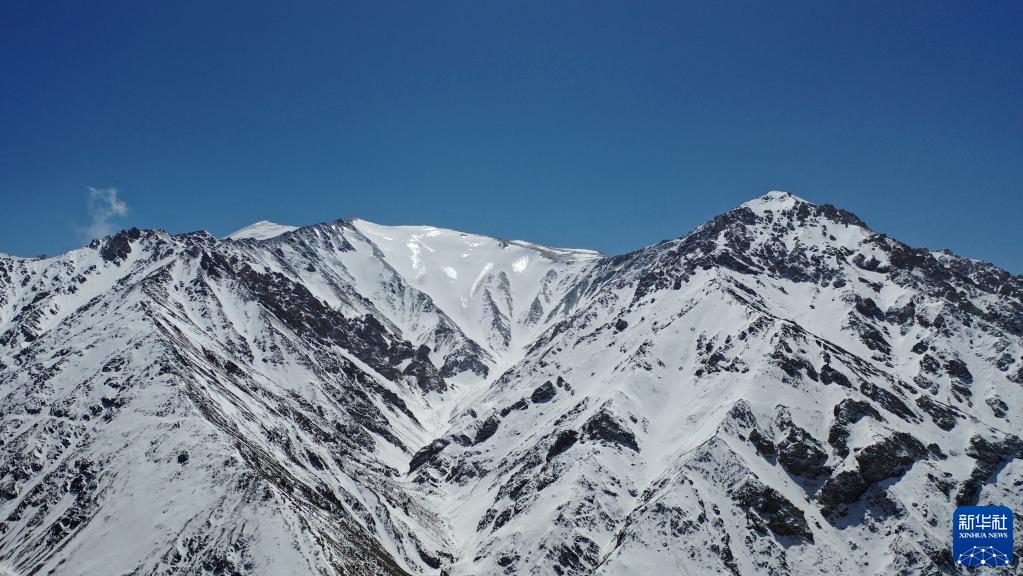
410 438 450 473
733 478 813 542
915 395 960 431
474 416 500 445
531 381 558 404
546 430 579 462
819 432 927 518
581 410 639 452
955 434 1023 506
828 399 882 457
777 426 830 479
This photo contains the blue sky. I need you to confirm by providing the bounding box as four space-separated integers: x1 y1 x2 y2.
2 1 1021 271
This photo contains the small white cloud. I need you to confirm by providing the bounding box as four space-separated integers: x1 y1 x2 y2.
81 187 129 240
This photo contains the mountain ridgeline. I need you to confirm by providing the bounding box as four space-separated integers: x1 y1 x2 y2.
0 192 1020 575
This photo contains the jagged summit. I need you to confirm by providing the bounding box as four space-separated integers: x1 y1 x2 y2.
740 189 807 210
0 193 1020 575
732 190 870 229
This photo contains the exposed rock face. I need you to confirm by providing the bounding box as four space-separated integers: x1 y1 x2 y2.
748 428 777 456
733 478 813 542
404 345 447 393
98 227 142 263
778 424 831 479
1 192 1021 575
546 430 580 462
819 431 929 518
856 432 928 485
955 434 1023 506
915 395 961 431
530 381 558 403
581 408 639 452
828 399 883 457
473 415 501 445
411 439 451 473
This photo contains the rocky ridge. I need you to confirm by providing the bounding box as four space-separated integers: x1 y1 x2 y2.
0 192 1020 575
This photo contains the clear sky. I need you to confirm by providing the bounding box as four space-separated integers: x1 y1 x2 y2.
2 1 1021 271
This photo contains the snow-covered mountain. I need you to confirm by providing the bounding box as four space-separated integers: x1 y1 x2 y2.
0 192 1020 575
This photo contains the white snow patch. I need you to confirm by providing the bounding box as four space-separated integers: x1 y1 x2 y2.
470 263 493 296
512 256 529 273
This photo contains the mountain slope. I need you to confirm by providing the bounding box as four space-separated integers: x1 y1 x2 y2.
0 192 1020 575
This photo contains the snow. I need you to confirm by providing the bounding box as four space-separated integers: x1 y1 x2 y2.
351 218 599 358
740 189 808 213
0 194 1020 576
225 220 299 240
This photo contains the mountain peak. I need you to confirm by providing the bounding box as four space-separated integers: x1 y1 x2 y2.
728 191 871 232
225 220 299 240
1 195 1020 576
740 190 810 212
